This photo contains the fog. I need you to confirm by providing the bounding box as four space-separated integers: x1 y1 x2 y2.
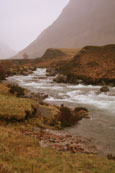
0 0 69 52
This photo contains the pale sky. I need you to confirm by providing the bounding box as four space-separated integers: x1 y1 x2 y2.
0 0 69 52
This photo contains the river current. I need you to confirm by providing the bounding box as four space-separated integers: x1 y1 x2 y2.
7 68 115 155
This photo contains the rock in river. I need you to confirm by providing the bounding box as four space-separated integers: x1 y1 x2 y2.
100 86 109 93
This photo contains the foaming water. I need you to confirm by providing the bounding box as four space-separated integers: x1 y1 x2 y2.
7 68 115 115
7 68 115 154
65 90 115 113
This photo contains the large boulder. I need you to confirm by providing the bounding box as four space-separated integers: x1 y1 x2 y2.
37 104 61 129
36 104 89 129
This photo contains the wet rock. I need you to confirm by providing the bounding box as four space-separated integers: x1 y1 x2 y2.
25 92 48 102
46 68 57 76
22 128 98 155
53 74 67 83
39 93 48 100
100 86 109 93
74 107 89 119
21 69 33 76
37 104 60 119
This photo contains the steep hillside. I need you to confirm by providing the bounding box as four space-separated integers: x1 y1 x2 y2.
35 48 80 68
59 44 115 85
13 0 115 59
0 42 16 59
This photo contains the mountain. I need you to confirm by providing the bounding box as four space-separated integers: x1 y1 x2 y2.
0 42 16 59
13 0 115 59
59 44 115 85
35 48 80 68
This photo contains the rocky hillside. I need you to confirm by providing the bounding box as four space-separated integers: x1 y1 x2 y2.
13 0 115 59
0 42 16 59
59 44 115 85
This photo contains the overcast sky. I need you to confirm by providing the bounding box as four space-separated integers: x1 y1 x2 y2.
0 0 69 52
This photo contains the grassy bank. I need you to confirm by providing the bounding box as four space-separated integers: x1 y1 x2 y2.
0 124 115 173
59 45 115 86
0 83 37 121
0 59 37 79
0 76 114 172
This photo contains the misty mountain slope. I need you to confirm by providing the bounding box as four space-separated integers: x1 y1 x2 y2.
14 0 115 59
0 42 16 59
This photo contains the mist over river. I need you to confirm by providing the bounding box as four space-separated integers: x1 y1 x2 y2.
7 68 115 155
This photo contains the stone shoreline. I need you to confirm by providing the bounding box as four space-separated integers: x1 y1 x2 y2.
21 128 101 155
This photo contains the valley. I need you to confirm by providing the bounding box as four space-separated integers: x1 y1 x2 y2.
0 0 115 172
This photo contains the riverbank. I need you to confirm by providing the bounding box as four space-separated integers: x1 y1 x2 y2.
0 68 115 172
0 124 115 173
6 68 115 156
0 81 104 156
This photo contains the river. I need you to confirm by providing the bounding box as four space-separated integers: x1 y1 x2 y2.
7 68 115 155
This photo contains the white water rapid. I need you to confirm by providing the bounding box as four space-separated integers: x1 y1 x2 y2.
7 68 115 155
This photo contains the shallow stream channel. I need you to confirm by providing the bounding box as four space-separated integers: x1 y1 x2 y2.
7 68 115 155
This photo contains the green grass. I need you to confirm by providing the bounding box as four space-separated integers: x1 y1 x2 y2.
0 83 37 121
0 94 37 120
